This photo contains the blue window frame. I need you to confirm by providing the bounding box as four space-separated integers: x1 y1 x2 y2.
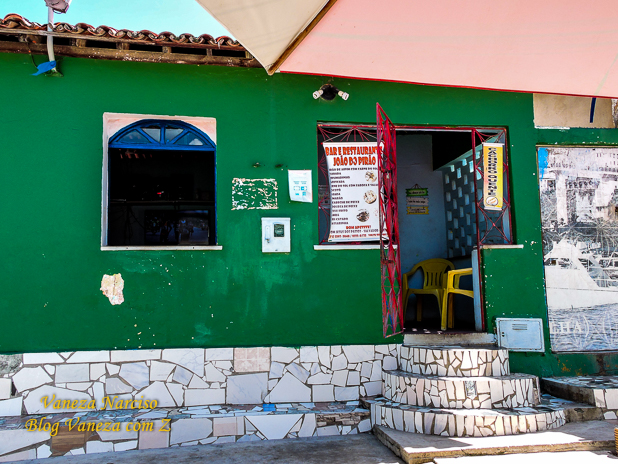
106 119 217 247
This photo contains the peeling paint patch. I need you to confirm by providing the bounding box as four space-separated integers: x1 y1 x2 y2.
231 178 278 210
100 273 124 305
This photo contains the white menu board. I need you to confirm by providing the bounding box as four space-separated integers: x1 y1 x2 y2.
323 141 381 242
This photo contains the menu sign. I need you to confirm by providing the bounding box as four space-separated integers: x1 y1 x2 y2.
323 141 381 242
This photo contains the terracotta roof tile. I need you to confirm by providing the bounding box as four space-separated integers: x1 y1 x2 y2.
0 13 243 49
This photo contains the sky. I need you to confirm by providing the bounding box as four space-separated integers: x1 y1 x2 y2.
0 0 234 38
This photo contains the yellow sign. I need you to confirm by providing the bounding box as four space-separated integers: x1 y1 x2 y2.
482 143 504 211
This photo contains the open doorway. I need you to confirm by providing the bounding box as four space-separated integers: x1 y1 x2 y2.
396 128 510 334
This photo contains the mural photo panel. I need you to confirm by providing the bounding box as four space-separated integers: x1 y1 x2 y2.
539 147 618 352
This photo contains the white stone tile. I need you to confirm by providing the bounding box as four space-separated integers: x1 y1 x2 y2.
312 385 334 402
267 373 310 403
185 388 225 406
370 360 382 381
298 414 316 437
106 363 120 376
204 364 226 382
66 382 92 391
286 363 310 383
205 348 234 361
382 356 397 370
111 350 161 363
317 346 331 368
332 370 348 387
119 362 150 390
269 362 285 379
114 440 138 451
43 365 55 375
0 379 11 400
106 377 132 394
0 449 37 462
335 386 358 401
307 372 332 385
167 383 184 406
605 390 618 409
162 349 205 376
300 347 319 363
364 381 382 396
0 397 22 416
317 425 339 436
90 363 106 381
214 361 232 370
150 361 175 381
358 418 371 433
12 367 52 392
213 416 244 436
271 347 298 364
98 427 138 441
70 448 85 455
347 371 361 386
66 351 110 364
37 444 52 459
246 414 304 440
0 429 50 456
23 385 93 414
139 381 176 407
342 345 374 363
375 345 390 355
86 441 114 454
56 364 90 383
360 362 372 379
189 375 209 389
174 366 193 385
22 352 64 365
332 355 347 370
138 420 169 449
170 418 213 444
227 373 268 404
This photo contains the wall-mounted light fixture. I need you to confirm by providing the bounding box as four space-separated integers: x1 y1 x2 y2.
313 84 349 101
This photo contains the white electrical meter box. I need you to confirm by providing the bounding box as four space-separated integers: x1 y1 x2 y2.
496 318 545 352
261 218 291 253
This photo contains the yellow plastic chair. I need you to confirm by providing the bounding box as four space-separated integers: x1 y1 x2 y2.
441 268 474 330
403 259 454 324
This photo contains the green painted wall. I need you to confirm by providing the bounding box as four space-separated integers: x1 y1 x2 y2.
0 52 614 376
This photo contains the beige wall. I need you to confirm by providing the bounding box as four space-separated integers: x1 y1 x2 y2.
533 94 615 128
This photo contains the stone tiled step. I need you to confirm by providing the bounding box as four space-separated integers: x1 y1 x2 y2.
0 401 370 462
383 370 540 409
541 376 618 418
363 394 596 437
374 420 615 464
399 345 509 377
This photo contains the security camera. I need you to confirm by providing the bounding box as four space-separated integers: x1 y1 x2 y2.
44 0 72 14
312 84 349 101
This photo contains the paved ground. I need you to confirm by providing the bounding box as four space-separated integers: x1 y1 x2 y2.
10 434 404 464
435 450 618 463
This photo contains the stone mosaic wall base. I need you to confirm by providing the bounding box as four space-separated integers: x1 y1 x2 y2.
0 344 398 416
0 401 370 462
541 376 618 420
399 346 509 377
383 371 540 409
366 397 567 437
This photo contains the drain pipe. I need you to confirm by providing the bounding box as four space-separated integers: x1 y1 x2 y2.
47 6 57 72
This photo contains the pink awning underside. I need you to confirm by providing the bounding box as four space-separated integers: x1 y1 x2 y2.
280 0 618 98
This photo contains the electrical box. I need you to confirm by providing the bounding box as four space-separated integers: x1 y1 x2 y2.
261 218 290 253
496 318 545 352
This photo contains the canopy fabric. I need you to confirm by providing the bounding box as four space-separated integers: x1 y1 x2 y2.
195 0 329 72
196 0 618 98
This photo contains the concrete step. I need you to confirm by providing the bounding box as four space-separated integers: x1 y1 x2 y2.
541 376 618 418
383 370 540 409
374 420 615 464
0 401 370 462
403 333 497 347
399 345 509 377
363 394 599 438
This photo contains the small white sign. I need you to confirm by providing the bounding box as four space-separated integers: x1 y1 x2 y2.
288 170 313 203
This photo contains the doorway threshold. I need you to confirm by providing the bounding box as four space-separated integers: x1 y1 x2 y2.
403 331 496 347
